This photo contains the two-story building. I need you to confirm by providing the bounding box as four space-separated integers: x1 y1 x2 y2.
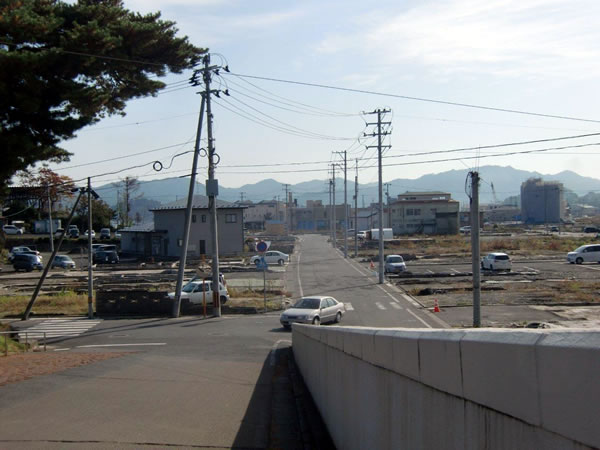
389 191 459 235
120 195 245 258
242 200 286 230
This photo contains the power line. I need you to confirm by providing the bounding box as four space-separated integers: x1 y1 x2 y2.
226 72 600 124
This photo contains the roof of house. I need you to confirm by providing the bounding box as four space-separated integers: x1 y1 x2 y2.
120 223 167 233
150 195 244 212
399 191 451 196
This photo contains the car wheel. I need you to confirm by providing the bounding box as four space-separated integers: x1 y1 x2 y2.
26 267 33 272
254 259 260 266
220 295 228 304
490 265 494 271
312 316 320 326
283 324 291 330
278 259 284 266
335 312 342 323
576 257 583 264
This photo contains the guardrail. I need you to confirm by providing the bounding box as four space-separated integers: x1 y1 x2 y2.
1 331 47 356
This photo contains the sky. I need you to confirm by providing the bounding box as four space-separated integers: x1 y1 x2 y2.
51 0 600 202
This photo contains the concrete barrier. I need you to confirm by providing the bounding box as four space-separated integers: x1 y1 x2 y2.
292 325 599 450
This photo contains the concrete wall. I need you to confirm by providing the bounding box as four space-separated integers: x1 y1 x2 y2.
292 326 599 450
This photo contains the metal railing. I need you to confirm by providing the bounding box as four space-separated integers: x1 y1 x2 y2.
1 331 47 356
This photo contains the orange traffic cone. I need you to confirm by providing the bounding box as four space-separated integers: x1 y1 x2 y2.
370 260 375 270
433 299 441 313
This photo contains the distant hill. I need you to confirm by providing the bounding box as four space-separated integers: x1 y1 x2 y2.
96 165 600 210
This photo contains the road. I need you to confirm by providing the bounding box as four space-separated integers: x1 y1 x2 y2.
0 233 447 448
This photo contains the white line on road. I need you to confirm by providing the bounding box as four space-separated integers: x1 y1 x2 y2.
390 302 402 310
76 343 167 348
270 339 292 366
375 302 386 310
53 348 70 351
451 268 460 274
406 309 433 328
427 269 434 274
576 265 600 271
344 303 354 311
524 266 536 272
296 251 304 297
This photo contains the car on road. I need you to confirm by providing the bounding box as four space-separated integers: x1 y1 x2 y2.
51 255 76 270
84 229 96 239
3 224 24 235
250 250 289 266
583 226 599 233
8 246 40 262
93 249 119 264
114 230 122 239
357 231 367 240
384 255 406 274
481 252 512 271
279 296 345 329
167 280 229 304
12 253 43 272
567 244 600 264
54 228 65 237
100 228 111 240
459 226 471 234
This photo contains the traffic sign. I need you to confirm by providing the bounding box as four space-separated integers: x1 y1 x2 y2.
256 257 268 271
256 241 268 252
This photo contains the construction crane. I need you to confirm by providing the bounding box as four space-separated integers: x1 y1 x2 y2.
490 182 499 205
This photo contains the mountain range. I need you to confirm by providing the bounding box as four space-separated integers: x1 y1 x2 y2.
98 165 600 210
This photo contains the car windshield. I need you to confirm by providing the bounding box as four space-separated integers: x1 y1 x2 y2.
574 246 587 252
293 298 321 309
182 282 200 293
387 256 403 263
495 255 509 260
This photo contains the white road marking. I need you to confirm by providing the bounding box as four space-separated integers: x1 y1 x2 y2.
296 251 304 297
344 303 354 311
406 309 433 328
76 343 166 348
451 268 460 274
53 348 70 351
400 293 421 308
270 339 292 366
576 265 600 272
375 302 386 310
427 269 434 274
19 318 102 342
524 266 536 272
390 302 402 310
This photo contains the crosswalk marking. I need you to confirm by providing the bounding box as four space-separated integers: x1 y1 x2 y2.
389 302 402 310
344 302 354 311
19 318 102 342
375 302 386 310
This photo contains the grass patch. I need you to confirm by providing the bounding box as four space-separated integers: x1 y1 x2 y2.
0 322 27 355
0 290 89 318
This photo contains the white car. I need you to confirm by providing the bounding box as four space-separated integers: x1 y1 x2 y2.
167 280 229 304
384 255 406 274
481 252 511 271
250 250 289 266
3 224 24 235
84 229 96 239
567 244 600 264
280 296 345 329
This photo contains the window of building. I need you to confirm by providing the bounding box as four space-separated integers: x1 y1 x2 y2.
407 209 414 216
201 215 207 223
192 214 196 223
226 214 237 223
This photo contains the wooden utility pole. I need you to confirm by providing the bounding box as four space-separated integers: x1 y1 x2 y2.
470 171 481 327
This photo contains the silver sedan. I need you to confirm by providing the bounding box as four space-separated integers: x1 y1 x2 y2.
280 296 345 329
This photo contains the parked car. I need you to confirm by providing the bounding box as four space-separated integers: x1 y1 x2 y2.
357 231 367 240
68 225 80 238
3 224 24 235
51 255 76 270
279 296 345 329
54 228 65 237
100 228 111 240
481 252 512 271
550 226 559 232
12 253 43 272
459 226 471 234
93 249 119 264
167 280 229 304
8 246 40 262
84 229 96 239
384 255 406 274
250 250 289 266
583 226 599 233
114 230 122 239
191 273 226 286
567 244 600 264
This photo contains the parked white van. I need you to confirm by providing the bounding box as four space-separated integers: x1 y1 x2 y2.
567 244 600 264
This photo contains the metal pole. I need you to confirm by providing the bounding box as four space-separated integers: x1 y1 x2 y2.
263 266 267 313
343 151 348 258
204 54 221 318
471 171 481 327
22 190 83 320
354 160 358 258
48 186 54 253
172 94 206 317
328 180 332 244
87 177 94 319
377 111 385 284
332 164 336 249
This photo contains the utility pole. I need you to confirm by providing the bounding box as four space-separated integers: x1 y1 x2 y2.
365 108 392 284
282 183 291 234
328 179 333 244
384 183 392 228
124 177 130 227
334 151 348 258
172 78 207 318
354 159 358 258
47 186 54 253
87 177 94 319
240 191 246 203
332 164 336 249
470 171 481 327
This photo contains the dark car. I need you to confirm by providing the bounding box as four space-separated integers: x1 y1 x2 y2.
583 226 599 233
68 228 80 238
13 253 43 272
93 249 119 264
100 228 111 240
51 255 76 270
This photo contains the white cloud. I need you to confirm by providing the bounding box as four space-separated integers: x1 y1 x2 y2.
317 0 600 80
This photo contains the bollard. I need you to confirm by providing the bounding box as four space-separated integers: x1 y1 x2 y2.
4 334 7 356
